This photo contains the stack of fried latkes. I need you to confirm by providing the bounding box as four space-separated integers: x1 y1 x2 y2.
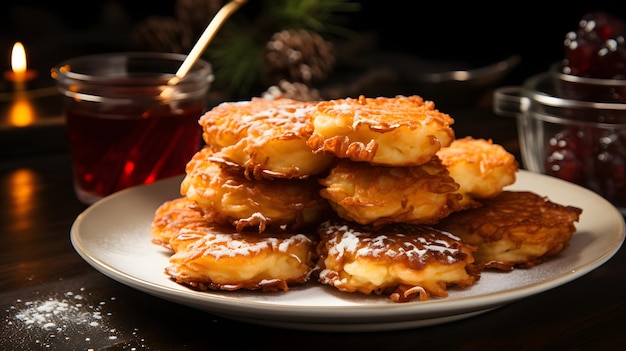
150 95 582 302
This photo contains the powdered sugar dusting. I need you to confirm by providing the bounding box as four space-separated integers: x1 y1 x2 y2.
321 220 463 264
176 228 312 260
3 289 147 350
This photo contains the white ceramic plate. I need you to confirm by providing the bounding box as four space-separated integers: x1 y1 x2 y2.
70 170 625 332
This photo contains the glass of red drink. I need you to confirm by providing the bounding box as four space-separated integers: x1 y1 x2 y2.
52 52 213 205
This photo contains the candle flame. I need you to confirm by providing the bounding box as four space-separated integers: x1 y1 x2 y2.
11 42 27 74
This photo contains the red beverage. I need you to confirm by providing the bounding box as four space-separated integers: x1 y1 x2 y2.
52 52 213 204
65 102 203 202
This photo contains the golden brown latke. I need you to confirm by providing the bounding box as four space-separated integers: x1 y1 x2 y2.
199 97 334 180
316 219 480 302
436 191 583 270
166 222 319 292
318 157 462 227
151 197 207 249
181 147 331 233
306 95 455 166
437 137 518 209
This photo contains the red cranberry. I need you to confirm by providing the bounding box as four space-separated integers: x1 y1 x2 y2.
545 128 586 184
563 11 626 79
563 30 599 76
544 126 626 208
592 130 626 193
581 11 625 41
594 36 626 79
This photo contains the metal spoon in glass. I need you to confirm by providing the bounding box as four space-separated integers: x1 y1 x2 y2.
162 0 247 97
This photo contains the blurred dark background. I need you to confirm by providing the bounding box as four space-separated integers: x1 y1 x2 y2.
0 0 623 91
0 0 623 157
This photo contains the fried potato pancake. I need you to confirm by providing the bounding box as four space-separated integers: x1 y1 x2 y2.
306 95 455 166
181 147 331 232
151 197 207 249
436 191 583 270
199 97 334 179
316 219 480 302
166 223 318 292
150 94 584 301
437 137 518 209
318 157 462 227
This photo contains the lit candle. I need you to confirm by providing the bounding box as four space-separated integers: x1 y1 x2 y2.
2 42 38 127
4 42 38 91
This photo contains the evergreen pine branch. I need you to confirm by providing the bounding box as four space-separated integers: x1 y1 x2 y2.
207 25 266 95
262 0 361 35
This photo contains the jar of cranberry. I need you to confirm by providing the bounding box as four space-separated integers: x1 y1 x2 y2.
494 11 626 216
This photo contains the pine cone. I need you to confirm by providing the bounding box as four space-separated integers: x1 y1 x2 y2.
131 16 193 53
264 29 335 86
175 0 223 39
261 80 321 102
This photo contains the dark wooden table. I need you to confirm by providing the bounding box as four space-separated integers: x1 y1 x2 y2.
1 105 625 351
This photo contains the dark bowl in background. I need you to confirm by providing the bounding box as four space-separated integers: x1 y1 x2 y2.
325 51 521 111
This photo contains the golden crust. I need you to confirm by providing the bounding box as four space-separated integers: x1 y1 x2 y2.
436 191 583 270
150 95 583 301
306 95 455 166
199 97 334 179
437 137 519 209
318 157 462 227
181 147 331 233
316 219 480 302
151 197 208 249
166 223 318 292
